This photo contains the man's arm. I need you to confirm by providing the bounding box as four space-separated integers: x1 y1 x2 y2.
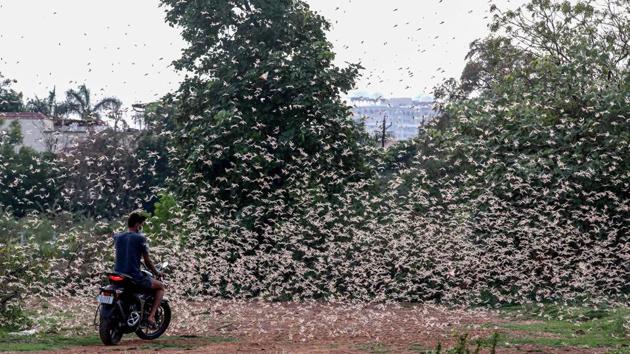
142 251 161 278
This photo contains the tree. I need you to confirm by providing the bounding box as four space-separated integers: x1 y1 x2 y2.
58 128 172 219
160 0 374 226
407 0 630 302
64 84 122 124
0 119 23 146
26 88 68 119
376 116 393 148
0 119 59 217
0 73 24 112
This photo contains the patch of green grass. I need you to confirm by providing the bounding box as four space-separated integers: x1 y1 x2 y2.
495 305 629 350
606 348 630 354
0 332 101 352
446 333 499 354
409 333 499 354
408 343 432 353
500 303 625 322
357 342 391 354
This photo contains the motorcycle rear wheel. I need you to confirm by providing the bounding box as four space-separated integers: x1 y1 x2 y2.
99 316 123 345
135 301 171 340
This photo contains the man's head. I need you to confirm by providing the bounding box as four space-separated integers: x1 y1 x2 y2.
127 211 147 232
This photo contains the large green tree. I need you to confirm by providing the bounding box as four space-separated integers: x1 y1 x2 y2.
405 0 629 302
160 0 373 227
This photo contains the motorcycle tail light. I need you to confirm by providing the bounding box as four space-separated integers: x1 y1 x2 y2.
102 291 113 296
109 275 125 282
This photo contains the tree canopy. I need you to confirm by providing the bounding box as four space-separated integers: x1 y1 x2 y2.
0 73 24 112
64 84 122 123
160 0 374 226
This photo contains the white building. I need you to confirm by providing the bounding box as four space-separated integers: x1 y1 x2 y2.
350 97 437 141
0 112 107 153
46 118 108 152
0 112 54 152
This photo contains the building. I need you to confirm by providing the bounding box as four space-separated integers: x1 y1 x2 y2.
350 97 437 141
0 112 54 152
46 118 108 152
0 112 107 153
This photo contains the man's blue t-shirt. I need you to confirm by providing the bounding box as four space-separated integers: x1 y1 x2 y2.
113 231 148 281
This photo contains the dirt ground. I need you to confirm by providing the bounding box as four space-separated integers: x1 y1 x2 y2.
17 300 610 353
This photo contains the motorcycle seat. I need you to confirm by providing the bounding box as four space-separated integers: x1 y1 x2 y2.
106 272 154 293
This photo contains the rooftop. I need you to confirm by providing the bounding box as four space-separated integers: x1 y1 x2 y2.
0 112 50 120
350 97 434 108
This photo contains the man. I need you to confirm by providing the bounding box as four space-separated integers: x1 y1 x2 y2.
113 211 164 328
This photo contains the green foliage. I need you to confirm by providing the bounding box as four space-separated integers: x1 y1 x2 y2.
0 331 101 352
144 194 182 243
0 214 59 255
496 305 629 349
24 97 52 116
0 305 33 331
63 84 121 123
155 0 383 298
26 88 68 119
0 237 49 327
1 120 23 146
160 0 375 227
0 211 119 327
57 129 171 219
401 0 630 303
1 1 628 331
0 73 24 112
429 332 498 354
0 121 59 217
356 342 390 353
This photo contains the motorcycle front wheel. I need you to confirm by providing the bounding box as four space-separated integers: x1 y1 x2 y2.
135 300 171 340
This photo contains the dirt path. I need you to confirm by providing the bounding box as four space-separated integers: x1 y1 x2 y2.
31 338 609 354
11 301 612 353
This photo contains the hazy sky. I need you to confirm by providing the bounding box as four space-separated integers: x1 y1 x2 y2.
0 0 525 112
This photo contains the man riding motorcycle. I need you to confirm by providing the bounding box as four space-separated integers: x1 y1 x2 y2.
113 211 165 328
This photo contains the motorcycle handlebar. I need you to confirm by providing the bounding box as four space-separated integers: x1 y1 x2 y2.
141 261 169 278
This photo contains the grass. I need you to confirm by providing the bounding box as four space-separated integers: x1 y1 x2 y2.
428 333 499 354
408 343 432 352
417 305 628 353
0 331 101 352
356 342 391 354
0 330 235 352
494 304 629 351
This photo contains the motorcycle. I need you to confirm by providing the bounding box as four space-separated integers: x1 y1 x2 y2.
96 261 171 345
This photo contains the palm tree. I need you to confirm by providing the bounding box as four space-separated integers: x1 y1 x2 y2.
26 88 69 119
25 96 50 115
64 84 122 124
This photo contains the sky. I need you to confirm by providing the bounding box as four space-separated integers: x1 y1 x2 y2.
0 0 526 113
